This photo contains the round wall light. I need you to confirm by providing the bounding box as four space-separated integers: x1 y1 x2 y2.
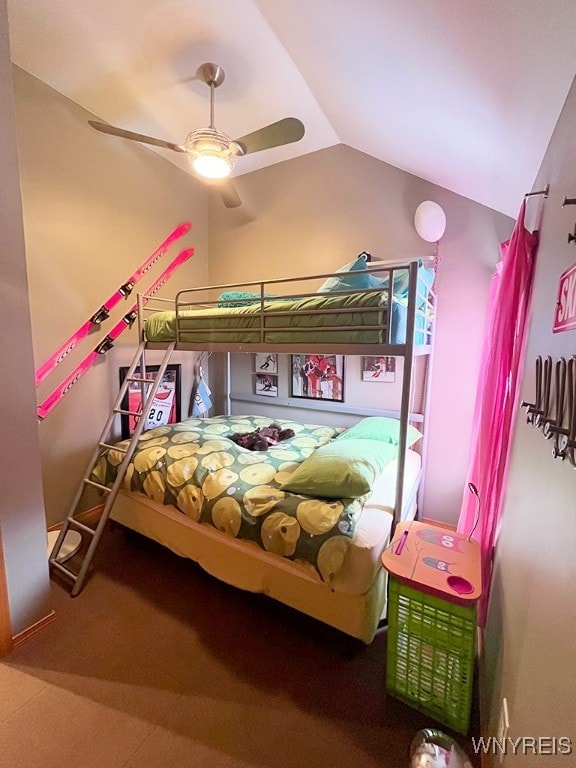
414 201 447 242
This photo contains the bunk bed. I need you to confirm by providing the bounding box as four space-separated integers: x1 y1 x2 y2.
90 259 436 644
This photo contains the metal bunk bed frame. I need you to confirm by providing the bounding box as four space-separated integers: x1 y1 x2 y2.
50 259 435 596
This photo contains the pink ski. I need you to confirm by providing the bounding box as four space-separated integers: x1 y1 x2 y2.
34 222 192 387
37 247 194 420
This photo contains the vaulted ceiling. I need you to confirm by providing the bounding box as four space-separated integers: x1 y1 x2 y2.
7 0 576 216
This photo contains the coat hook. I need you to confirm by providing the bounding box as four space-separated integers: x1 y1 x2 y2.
562 197 576 207
525 184 549 199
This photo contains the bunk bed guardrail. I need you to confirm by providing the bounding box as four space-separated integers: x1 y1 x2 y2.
137 260 436 356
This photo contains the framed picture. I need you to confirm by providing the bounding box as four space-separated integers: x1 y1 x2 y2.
254 373 278 397
254 353 278 374
290 354 345 402
362 356 396 383
119 364 181 439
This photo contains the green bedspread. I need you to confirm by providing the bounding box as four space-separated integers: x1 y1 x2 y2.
145 290 386 344
93 415 367 583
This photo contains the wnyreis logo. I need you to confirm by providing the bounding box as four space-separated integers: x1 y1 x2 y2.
472 736 572 757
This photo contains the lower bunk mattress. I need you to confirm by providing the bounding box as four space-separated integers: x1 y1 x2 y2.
106 443 421 643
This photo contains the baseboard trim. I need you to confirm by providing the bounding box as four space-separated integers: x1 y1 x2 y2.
13 510 104 651
13 610 57 648
0 531 13 657
47 504 104 534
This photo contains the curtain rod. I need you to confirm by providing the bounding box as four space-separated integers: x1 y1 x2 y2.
525 184 549 199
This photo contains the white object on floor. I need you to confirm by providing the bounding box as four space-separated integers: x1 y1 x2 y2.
410 730 472 768
46 530 82 562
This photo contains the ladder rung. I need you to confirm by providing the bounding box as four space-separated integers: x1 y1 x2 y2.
125 376 155 384
50 558 78 581
66 519 96 536
113 408 141 417
99 441 127 452
52 339 177 597
83 478 112 492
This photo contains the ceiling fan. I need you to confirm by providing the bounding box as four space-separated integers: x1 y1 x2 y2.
88 62 305 208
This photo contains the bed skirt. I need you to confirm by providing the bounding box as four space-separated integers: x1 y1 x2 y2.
110 492 389 644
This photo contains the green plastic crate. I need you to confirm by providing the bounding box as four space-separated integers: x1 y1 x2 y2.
386 576 477 734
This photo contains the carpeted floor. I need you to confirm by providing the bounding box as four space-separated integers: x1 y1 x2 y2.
0 525 480 767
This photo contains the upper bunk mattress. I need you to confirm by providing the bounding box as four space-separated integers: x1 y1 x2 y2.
144 290 387 345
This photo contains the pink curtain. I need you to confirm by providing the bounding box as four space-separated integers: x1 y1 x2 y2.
458 200 538 625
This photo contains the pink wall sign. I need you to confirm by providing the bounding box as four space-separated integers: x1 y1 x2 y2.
553 262 576 333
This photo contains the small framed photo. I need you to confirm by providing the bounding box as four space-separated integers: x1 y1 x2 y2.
362 356 396 383
290 354 345 402
254 353 278 374
255 374 278 397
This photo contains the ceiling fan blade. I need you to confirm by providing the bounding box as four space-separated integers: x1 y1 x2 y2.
233 117 305 155
217 181 242 209
203 178 242 208
88 120 186 153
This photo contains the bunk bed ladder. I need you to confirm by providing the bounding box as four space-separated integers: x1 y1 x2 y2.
49 340 176 596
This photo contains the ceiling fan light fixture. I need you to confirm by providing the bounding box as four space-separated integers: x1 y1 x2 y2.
185 128 238 179
88 63 306 207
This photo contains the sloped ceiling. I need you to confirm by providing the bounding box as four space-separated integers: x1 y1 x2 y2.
7 0 576 216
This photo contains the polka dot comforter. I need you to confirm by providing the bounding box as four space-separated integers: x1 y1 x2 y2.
92 415 365 583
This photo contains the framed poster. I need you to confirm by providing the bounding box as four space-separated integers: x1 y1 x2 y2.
255 373 278 397
290 354 345 402
254 353 278 374
362 356 396 382
119 364 181 439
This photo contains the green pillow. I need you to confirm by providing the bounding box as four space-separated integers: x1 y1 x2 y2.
280 439 397 499
335 416 422 448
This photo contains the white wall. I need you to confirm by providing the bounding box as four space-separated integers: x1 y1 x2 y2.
482 76 576 766
208 145 513 524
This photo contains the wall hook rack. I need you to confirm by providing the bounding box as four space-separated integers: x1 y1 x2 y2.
522 354 576 464
521 355 547 425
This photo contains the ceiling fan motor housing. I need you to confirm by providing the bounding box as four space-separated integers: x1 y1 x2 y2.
185 127 239 179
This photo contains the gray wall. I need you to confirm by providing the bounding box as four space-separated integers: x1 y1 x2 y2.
482 77 576 765
0 0 51 635
208 144 513 524
13 67 209 529
1 61 209 634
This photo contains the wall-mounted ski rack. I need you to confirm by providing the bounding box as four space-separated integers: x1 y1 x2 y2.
521 354 576 463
